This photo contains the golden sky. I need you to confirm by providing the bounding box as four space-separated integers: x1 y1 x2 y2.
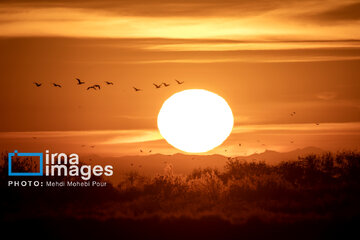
0 0 359 155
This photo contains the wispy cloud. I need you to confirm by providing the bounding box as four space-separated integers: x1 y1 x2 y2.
0 0 299 17
1 122 359 155
305 2 360 23
233 122 360 134
317 92 337 100
1 1 360 39
0 129 162 144
1 122 359 143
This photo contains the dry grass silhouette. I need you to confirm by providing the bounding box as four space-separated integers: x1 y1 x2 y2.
1 151 360 239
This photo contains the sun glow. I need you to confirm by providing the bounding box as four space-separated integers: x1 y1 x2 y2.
157 89 234 153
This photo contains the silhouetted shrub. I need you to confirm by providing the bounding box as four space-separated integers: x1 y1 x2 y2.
1 151 360 223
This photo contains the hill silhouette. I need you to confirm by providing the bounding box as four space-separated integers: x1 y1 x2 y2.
87 147 325 184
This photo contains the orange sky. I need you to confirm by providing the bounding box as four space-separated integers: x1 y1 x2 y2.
0 0 359 156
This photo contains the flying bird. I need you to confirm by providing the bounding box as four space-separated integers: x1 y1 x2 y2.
76 78 85 85
33 82 42 87
94 84 101 90
53 83 61 88
133 87 141 92
153 83 161 89
162 82 170 87
87 86 97 90
105 81 114 85
175 79 184 84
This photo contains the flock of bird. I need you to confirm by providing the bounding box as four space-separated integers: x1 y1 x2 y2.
32 78 322 155
289 111 320 125
33 78 184 92
133 79 184 91
220 111 321 153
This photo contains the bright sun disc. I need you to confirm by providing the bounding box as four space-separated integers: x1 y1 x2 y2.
157 89 234 153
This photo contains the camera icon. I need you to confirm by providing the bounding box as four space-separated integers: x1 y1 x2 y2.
8 150 43 176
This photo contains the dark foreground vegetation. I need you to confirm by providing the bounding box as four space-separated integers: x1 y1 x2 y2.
1 151 360 239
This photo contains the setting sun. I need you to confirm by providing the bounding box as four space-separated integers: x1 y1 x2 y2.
157 89 234 153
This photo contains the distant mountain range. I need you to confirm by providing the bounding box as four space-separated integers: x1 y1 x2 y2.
240 146 325 165
88 147 325 184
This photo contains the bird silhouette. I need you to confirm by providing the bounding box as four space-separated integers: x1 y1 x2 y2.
153 83 161 89
105 81 114 85
87 86 97 90
94 84 101 90
53 83 62 88
175 79 184 84
76 78 85 85
163 82 170 87
33 82 42 87
133 87 141 92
